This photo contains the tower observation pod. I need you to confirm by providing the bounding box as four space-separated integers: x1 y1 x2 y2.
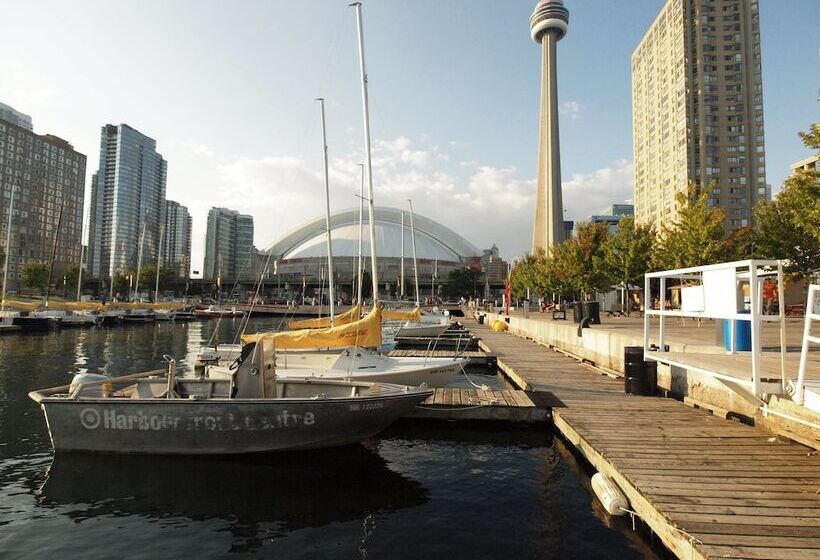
530 0 569 253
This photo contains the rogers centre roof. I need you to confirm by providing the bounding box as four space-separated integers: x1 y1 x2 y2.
265 206 480 261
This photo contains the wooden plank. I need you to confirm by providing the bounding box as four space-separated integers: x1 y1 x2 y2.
658 504 820 517
694 534 820 549
699 544 820 560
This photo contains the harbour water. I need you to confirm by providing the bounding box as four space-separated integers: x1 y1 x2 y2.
0 319 658 559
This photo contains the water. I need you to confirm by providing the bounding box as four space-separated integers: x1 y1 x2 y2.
0 319 659 559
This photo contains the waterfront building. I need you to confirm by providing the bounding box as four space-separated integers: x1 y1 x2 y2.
632 0 767 230
0 109 86 289
164 200 192 278
530 0 570 253
791 154 819 174
588 204 635 233
87 124 167 281
203 207 255 281
0 102 33 131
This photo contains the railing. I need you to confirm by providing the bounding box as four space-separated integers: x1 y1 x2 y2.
794 284 820 406
643 259 786 398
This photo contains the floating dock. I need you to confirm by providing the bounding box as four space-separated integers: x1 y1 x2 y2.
467 317 820 560
406 387 549 423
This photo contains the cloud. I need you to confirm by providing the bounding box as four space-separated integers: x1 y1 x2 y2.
562 159 634 221
177 142 216 157
189 137 633 269
559 100 581 120
0 61 61 114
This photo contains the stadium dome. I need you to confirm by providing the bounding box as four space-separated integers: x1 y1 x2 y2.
266 207 480 261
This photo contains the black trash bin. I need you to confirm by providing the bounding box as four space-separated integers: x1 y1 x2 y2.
477 314 484 325
624 346 647 395
572 302 584 323
644 360 658 395
583 301 601 324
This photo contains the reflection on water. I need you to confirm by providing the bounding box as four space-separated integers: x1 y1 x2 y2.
39 445 427 553
0 319 653 559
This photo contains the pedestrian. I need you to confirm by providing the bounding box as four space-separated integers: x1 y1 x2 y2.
762 278 776 314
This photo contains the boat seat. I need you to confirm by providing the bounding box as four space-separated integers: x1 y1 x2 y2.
132 380 168 399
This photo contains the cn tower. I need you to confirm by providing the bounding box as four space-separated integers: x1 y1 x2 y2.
530 0 569 253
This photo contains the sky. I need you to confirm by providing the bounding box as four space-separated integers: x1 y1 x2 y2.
1 0 817 275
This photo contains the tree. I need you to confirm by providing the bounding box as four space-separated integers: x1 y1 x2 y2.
22 261 49 292
599 216 654 315
443 267 481 299
654 183 726 270
138 264 176 296
62 265 80 294
560 222 611 300
755 123 820 291
721 226 761 261
112 270 133 298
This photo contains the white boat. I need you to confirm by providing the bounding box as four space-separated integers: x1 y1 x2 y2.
28 344 432 455
205 345 463 388
33 309 98 327
395 315 451 338
195 305 245 318
154 309 176 321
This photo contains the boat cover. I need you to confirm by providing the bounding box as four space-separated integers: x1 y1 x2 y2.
287 305 361 329
243 308 382 349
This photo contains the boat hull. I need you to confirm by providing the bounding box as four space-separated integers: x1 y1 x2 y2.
38 392 427 455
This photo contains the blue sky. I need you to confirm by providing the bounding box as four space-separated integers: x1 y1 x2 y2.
1 0 817 273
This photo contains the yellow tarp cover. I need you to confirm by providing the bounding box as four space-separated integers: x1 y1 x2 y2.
46 301 105 311
0 300 37 311
243 307 382 349
382 306 421 322
287 305 361 329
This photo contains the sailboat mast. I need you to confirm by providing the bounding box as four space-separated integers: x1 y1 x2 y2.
154 223 164 303
44 198 65 307
316 98 335 325
408 199 420 307
134 221 145 301
350 1 379 305
76 241 84 301
400 210 405 298
356 163 364 305
1 187 15 313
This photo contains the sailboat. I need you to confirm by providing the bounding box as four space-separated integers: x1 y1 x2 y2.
200 11 463 387
391 199 451 338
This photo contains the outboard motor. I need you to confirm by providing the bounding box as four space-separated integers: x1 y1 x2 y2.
69 373 111 397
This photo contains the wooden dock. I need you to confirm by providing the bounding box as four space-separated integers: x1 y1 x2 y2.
468 318 820 560
406 387 549 423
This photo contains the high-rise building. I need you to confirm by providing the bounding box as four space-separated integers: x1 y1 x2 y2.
203 207 255 281
632 0 767 230
0 102 33 131
0 113 86 289
87 124 167 282
163 200 192 278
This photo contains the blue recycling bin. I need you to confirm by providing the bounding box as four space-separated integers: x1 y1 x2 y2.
723 314 751 351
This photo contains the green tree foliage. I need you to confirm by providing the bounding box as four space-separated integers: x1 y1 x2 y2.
561 222 612 299
443 267 481 299
754 123 820 288
62 265 80 293
654 184 726 270
112 271 133 298
22 261 49 292
138 264 176 295
599 216 654 314
721 226 760 261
